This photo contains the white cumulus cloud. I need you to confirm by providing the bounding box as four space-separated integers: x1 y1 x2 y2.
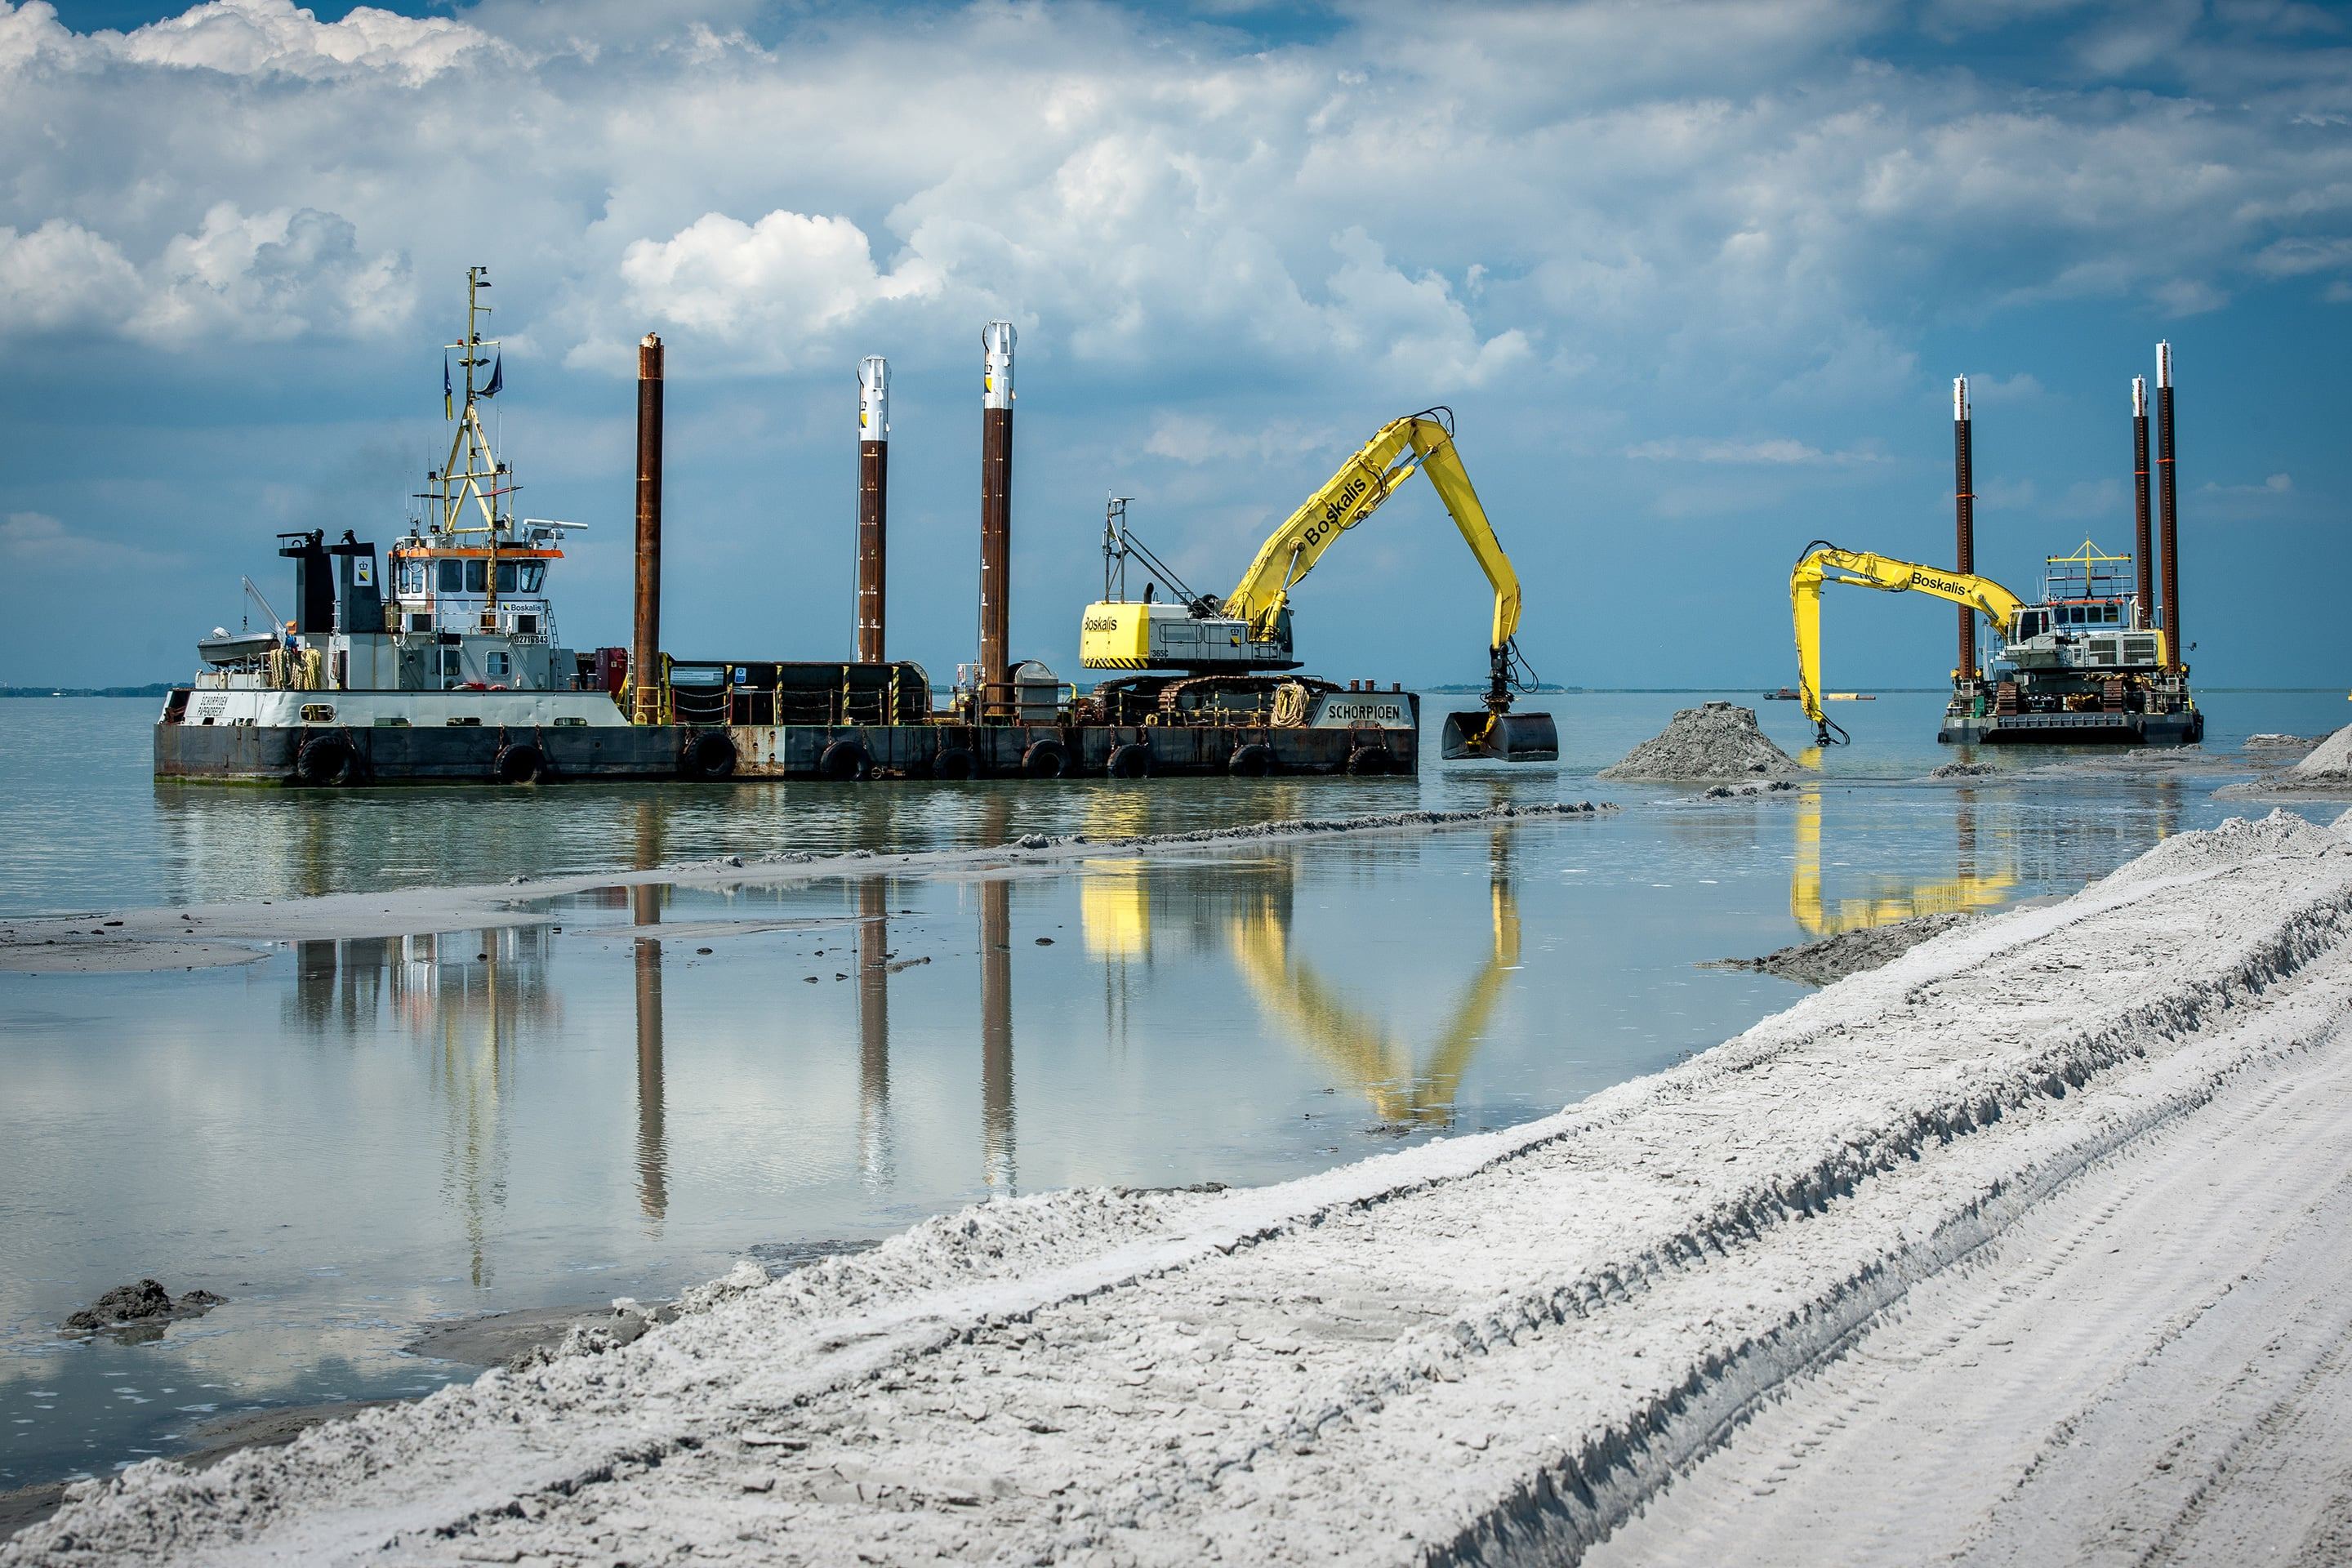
613 210 938 367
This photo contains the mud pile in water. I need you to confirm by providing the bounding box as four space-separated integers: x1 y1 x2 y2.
1718 910 1982 985
64 1279 223 1332
1599 702 1803 782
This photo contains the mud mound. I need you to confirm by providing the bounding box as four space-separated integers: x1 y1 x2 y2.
1700 780 1796 799
63 1280 224 1333
1930 761 1999 778
1598 702 1802 782
1717 910 1981 985
2245 733 2317 751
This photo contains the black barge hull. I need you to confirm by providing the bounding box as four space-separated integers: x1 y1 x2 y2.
155 716 1420 785
1937 709 2203 746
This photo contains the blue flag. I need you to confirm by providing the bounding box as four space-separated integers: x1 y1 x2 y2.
482 353 503 399
443 353 452 420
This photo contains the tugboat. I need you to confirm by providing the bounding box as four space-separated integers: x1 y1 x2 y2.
156 269 670 785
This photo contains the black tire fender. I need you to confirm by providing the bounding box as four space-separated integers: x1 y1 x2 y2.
931 746 977 780
1020 739 1068 779
293 735 357 787
680 730 737 780
1344 745 1392 777
1106 742 1152 778
819 739 871 781
494 742 545 785
1228 742 1275 778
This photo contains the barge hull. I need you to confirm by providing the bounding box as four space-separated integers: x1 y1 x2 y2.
1938 709 2203 746
155 715 1419 785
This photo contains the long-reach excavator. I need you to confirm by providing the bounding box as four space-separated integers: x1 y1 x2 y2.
1078 408 1557 761
1790 539 2196 747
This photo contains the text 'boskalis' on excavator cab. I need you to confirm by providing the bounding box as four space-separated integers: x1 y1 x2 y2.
1076 408 1557 762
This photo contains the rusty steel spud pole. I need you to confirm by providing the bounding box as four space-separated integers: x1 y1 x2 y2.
2155 342 2180 670
856 356 889 663
978 323 1016 721
981 874 1013 1194
630 334 666 724
1953 376 1976 680
857 875 891 1185
2132 376 2154 628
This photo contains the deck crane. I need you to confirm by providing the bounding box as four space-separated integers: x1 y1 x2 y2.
1791 540 2184 747
1079 409 1557 760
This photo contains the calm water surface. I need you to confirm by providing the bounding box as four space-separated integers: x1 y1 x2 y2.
1 688 2345 1491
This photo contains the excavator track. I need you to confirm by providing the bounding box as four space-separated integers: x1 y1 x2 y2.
1155 674 1339 725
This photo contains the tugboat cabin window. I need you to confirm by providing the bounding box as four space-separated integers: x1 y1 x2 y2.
399 561 428 595
437 559 464 593
486 653 511 679
492 562 546 595
465 560 488 594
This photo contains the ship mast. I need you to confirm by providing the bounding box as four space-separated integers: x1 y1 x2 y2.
430 266 512 606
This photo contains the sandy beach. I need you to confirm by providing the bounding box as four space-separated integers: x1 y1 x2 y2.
8 804 2350 1564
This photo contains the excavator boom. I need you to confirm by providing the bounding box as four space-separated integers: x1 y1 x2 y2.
1223 413 1521 654
1081 407 1556 762
1791 542 2028 742
1228 408 1548 760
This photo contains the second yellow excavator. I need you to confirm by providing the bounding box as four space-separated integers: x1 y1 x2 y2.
1791 539 2195 747
1078 408 1557 760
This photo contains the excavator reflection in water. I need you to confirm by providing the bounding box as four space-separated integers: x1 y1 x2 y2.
1788 789 2016 939
1786 785 2180 942
1080 832 1522 1126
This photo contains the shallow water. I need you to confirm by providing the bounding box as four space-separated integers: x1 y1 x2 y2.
11 688 2335 916
0 688 2345 1491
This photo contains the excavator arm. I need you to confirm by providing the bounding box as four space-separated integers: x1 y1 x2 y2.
1791 541 2026 743
1223 409 1524 679
1223 409 1552 759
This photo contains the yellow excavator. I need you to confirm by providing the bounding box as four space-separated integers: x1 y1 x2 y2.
1791 539 2180 747
1079 408 1557 760
1791 543 2024 744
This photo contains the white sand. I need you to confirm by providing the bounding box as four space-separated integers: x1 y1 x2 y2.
2294 720 2352 777
11 808 2352 1566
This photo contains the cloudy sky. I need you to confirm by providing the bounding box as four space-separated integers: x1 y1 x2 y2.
1 0 2345 690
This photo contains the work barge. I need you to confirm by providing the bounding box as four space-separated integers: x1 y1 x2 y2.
156 273 1428 786
1939 348 2201 746
1788 345 2203 750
